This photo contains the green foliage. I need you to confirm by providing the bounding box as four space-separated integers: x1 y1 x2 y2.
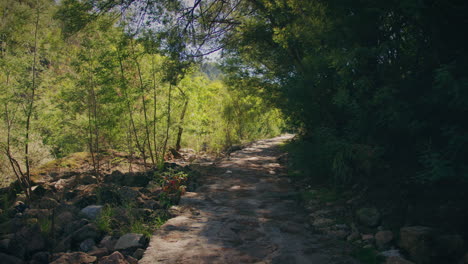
0 0 284 185
95 205 114 233
38 216 52 235
129 216 166 238
220 0 468 191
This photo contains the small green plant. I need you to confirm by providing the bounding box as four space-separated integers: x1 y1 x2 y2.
95 205 114 233
129 217 153 238
38 217 52 235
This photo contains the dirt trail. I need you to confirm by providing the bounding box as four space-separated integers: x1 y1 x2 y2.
140 135 358 264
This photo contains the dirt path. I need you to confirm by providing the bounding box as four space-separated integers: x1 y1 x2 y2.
140 135 358 264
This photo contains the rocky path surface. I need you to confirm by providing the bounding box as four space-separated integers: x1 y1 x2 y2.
140 135 359 264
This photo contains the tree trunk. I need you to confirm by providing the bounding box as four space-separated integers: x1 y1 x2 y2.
175 97 189 151
24 8 41 198
161 84 172 162
132 40 155 166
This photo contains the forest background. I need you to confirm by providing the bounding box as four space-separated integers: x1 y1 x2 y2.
1 0 468 236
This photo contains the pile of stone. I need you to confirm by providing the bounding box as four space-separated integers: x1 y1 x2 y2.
306 195 467 264
0 164 195 264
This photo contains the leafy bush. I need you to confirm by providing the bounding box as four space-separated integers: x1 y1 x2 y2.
153 169 188 196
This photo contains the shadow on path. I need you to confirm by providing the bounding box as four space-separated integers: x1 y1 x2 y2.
140 135 359 264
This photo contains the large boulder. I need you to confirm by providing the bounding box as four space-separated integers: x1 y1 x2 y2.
399 226 435 264
80 205 103 220
50 252 97 264
356 207 381 227
114 233 147 251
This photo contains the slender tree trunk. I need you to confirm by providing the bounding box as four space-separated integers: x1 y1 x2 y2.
24 8 41 198
161 84 172 161
132 44 155 166
87 76 99 175
151 55 159 164
176 89 189 151
117 50 147 168
87 91 97 173
126 118 134 172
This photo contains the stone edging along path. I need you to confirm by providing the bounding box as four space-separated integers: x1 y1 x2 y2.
140 135 359 264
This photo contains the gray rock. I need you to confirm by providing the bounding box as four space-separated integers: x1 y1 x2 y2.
80 205 103 220
80 238 96 252
375 230 394 249
356 207 380 227
50 252 97 264
114 233 146 251
399 226 434 264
